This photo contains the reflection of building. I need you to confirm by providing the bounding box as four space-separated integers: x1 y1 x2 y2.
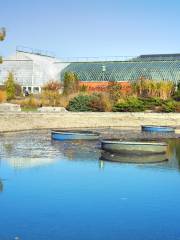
7 157 58 169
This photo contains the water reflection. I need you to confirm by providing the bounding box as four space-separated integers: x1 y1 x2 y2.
0 131 180 171
0 179 3 192
51 139 100 161
1 131 180 240
0 132 62 169
167 139 180 169
100 151 168 164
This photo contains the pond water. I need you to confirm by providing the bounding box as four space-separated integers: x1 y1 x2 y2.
0 130 180 240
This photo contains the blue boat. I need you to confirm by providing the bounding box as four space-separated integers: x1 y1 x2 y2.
141 125 175 133
51 130 100 141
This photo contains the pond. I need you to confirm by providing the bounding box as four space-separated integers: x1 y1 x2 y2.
0 130 180 240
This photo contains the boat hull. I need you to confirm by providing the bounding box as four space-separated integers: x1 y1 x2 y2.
51 130 100 141
101 140 167 154
141 125 175 133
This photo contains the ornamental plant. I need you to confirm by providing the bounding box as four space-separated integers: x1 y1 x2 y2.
63 72 80 95
5 72 16 100
113 97 145 112
132 77 174 100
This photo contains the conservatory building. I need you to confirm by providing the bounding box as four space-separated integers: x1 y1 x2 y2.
1 47 180 93
0 48 68 93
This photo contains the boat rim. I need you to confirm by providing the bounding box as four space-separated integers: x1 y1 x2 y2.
141 125 175 129
51 130 100 136
101 140 167 146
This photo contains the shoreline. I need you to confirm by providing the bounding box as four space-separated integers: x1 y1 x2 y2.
1 112 180 133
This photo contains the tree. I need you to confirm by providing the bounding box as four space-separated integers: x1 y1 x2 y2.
0 27 6 64
5 72 16 100
0 27 5 41
63 72 80 95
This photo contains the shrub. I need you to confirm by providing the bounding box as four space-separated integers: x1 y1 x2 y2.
14 83 22 96
113 97 145 112
175 102 180 112
67 93 112 112
140 98 164 110
161 100 177 113
0 90 6 102
63 72 79 95
132 77 174 100
5 72 16 100
43 80 62 91
67 95 92 111
18 96 41 108
79 84 88 92
107 82 122 103
89 93 112 112
41 90 61 107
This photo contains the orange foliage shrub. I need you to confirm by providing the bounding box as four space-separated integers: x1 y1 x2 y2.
0 90 6 102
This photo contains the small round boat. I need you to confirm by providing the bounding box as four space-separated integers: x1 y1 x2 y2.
141 125 175 133
100 151 168 164
51 130 100 141
101 140 168 154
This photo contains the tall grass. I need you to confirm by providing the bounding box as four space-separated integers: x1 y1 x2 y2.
132 77 174 100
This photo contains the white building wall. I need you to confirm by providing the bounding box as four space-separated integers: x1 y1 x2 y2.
0 51 69 93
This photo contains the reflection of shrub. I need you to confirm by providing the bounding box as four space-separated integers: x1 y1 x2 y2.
113 97 145 112
0 90 6 102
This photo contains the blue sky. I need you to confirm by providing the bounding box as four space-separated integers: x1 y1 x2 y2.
1 0 180 58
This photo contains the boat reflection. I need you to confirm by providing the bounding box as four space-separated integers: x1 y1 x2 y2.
51 140 100 161
0 179 3 193
100 151 168 164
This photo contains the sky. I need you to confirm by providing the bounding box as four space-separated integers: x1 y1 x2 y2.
1 0 180 58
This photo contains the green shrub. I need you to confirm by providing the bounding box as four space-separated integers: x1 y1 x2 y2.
67 95 92 111
173 91 180 101
5 72 16 100
63 72 79 95
67 93 110 112
113 97 145 112
140 98 164 110
161 100 177 112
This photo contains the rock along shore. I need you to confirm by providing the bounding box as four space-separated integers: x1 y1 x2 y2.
0 112 180 132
